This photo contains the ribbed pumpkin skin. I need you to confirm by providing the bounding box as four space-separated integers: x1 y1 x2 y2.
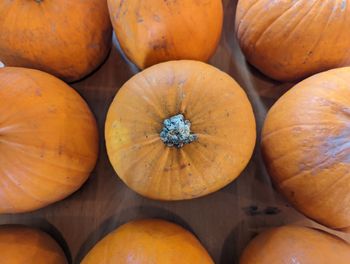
0 67 98 213
81 219 214 264
0 1 112 82
105 60 256 200
236 0 350 81
0 225 67 264
107 0 223 69
240 225 350 264
262 67 350 230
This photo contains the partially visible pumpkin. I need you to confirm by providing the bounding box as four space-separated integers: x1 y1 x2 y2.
105 60 256 200
240 225 350 264
235 0 350 81
81 219 214 264
0 1 112 82
0 67 98 213
262 67 350 230
0 225 67 264
107 0 223 69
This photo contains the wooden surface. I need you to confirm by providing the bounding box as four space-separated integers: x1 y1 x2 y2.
1 1 349 263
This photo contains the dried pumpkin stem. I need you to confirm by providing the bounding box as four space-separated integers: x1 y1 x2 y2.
160 114 197 148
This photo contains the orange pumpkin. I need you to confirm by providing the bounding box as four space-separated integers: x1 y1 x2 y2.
0 1 112 82
81 219 213 264
262 67 350 230
107 0 223 69
0 225 67 264
105 60 256 200
0 67 98 213
235 0 350 81
240 225 350 264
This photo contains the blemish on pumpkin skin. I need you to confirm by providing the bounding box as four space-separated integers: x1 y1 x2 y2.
35 89 42 96
136 10 144 23
115 0 126 20
153 15 161 22
58 145 63 156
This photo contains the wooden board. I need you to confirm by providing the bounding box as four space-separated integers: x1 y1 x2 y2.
1 1 349 263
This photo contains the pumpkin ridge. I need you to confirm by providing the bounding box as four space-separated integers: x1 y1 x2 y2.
180 147 211 189
3 141 93 173
0 166 45 204
129 76 167 120
120 144 164 188
262 122 342 140
149 147 171 198
302 1 336 65
4 150 79 187
254 0 303 46
236 0 263 35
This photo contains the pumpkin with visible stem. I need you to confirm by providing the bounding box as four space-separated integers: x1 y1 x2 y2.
235 0 350 81
81 219 214 264
262 67 350 230
0 225 67 263
0 67 98 213
105 60 256 200
107 0 223 69
240 225 350 264
0 0 112 82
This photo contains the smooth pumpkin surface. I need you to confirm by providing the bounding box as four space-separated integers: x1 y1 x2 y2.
81 219 214 264
0 225 67 264
107 0 223 69
0 67 98 213
105 60 256 200
262 67 350 230
236 0 350 81
240 225 350 264
0 0 112 82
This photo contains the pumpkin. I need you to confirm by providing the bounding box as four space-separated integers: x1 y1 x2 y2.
0 1 112 82
262 67 350 230
235 0 350 81
0 67 98 213
240 225 350 264
105 60 256 200
0 225 67 264
81 219 213 264
107 0 223 69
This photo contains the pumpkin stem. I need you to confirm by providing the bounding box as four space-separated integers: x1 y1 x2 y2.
160 114 197 148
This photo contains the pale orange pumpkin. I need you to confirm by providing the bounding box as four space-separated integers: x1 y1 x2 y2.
0 1 112 82
105 60 256 200
236 0 350 81
0 225 67 264
262 67 350 230
240 225 350 264
0 67 98 213
107 0 223 69
81 219 214 264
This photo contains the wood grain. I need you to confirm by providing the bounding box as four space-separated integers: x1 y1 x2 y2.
0 1 349 263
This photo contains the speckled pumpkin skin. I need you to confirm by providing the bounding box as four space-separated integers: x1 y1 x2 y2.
81 219 214 264
0 225 67 264
236 0 350 81
262 67 350 230
240 225 350 264
105 60 256 200
107 0 223 69
0 0 112 82
0 67 98 213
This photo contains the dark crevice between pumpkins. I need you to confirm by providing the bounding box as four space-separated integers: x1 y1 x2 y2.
160 114 197 148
